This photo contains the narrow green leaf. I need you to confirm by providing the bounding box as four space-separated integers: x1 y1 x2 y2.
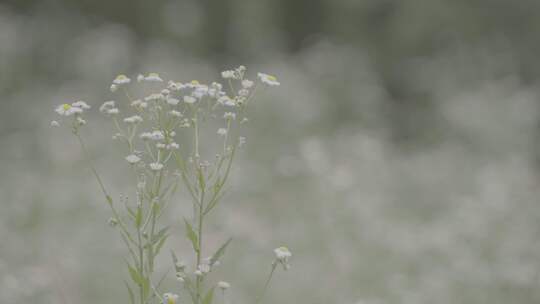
154 233 169 258
127 263 143 286
135 206 142 228
202 287 215 304
184 218 199 252
210 238 232 265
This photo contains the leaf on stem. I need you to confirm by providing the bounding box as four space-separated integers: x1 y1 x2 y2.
184 218 200 253
210 238 232 266
202 287 215 304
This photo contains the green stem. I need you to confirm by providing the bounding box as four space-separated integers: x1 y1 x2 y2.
255 262 277 304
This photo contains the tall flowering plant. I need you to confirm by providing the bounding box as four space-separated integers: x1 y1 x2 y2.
52 66 291 304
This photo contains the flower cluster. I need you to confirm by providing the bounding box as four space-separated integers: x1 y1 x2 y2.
53 66 289 304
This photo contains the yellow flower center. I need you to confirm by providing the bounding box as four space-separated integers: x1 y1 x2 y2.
167 298 175 304
62 104 71 111
116 74 127 80
278 246 289 251
191 80 199 85
267 75 277 81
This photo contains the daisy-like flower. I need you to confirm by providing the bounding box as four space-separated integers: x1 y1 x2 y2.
274 246 292 261
99 101 115 113
107 108 119 115
55 103 83 116
221 70 235 79
149 130 164 141
163 293 179 304
167 97 180 106
218 281 230 290
183 96 197 104
123 115 143 124
274 246 292 270
125 154 141 164
113 74 131 85
72 100 91 110
144 73 163 82
217 128 228 136
169 110 182 117
258 73 280 86
149 162 164 171
145 93 165 102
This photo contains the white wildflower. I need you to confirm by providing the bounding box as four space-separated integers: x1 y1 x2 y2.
123 115 143 124
107 108 119 115
156 143 166 149
274 246 292 261
50 120 60 127
221 70 235 79
76 117 87 125
218 281 230 290
163 293 179 304
169 110 182 117
167 97 180 106
194 270 203 276
217 128 227 136
149 162 164 171
183 96 197 104
239 136 246 146
110 84 118 92
258 73 280 86
223 112 236 120
125 154 141 164
167 142 180 150
242 79 254 88
72 100 91 109
238 89 249 96
99 101 115 113
113 74 131 85
144 73 163 82
161 89 170 96
145 93 164 102
148 130 164 141
137 74 145 82
198 264 211 274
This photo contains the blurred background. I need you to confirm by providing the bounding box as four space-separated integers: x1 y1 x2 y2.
2 0 540 303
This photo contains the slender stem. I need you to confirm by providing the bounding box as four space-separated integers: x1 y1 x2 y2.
255 262 277 304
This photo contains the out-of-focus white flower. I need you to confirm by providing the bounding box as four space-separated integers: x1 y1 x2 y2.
99 101 116 113
107 108 119 115
50 120 60 127
274 246 292 261
77 117 87 125
163 293 179 304
240 117 249 124
221 70 235 79
137 74 144 82
156 143 166 149
218 96 235 107
170 110 182 117
72 100 91 109
167 142 180 150
239 136 246 146
124 115 143 124
125 154 141 164
242 79 254 88
194 270 203 276
161 89 170 96
149 162 164 171
274 246 292 270
218 281 230 290
198 264 211 273
168 80 184 91
145 93 165 102
144 73 163 82
183 96 197 104
167 97 180 106
113 74 131 85
110 84 118 92
258 73 280 86
217 128 227 136
238 89 249 97
223 112 236 120
131 99 148 109
141 130 165 141
193 86 209 99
